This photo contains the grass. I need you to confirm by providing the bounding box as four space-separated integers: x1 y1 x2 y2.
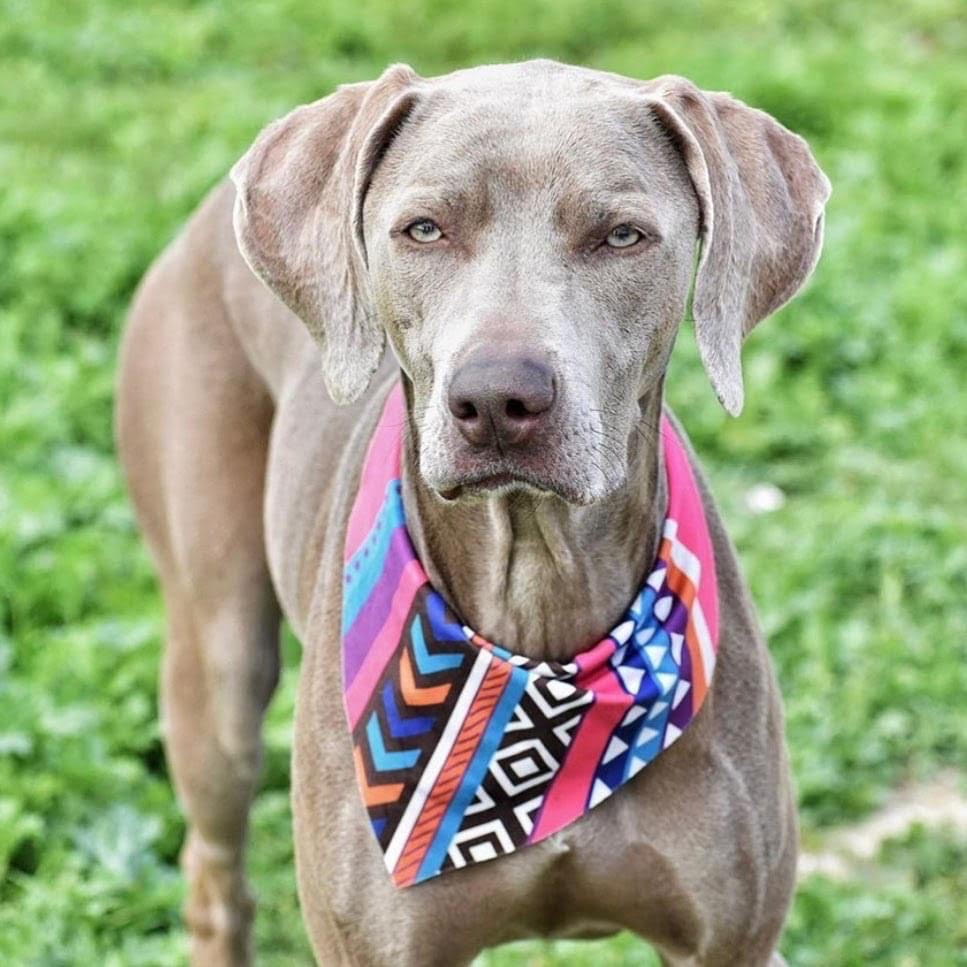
0 0 964 963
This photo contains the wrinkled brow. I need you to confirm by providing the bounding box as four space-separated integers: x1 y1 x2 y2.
387 183 491 228
554 189 666 237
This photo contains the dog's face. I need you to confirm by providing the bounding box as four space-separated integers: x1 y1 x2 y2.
232 61 830 504
362 75 698 503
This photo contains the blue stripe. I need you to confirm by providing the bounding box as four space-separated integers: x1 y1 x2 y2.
342 482 405 633
622 705 670 781
489 643 515 662
415 664 530 882
365 712 421 771
411 613 464 674
382 681 435 738
425 591 468 642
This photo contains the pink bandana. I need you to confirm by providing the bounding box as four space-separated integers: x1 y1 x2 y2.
342 385 719 887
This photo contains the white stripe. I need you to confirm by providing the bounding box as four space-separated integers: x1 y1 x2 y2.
669 530 702 585
662 517 679 540
692 601 716 675
382 648 492 871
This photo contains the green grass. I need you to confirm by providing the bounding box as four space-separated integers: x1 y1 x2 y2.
1 0 965 963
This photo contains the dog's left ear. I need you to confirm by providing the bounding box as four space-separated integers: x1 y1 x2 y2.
645 77 831 415
230 65 422 404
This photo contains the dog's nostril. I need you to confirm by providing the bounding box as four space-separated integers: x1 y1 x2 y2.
505 398 529 420
454 399 478 421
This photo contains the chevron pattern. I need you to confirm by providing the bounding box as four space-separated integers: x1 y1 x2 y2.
350 592 472 848
342 384 720 887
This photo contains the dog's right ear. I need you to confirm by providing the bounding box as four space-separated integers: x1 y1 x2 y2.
231 65 421 404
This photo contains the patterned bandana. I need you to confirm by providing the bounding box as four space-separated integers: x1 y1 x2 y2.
342 384 719 888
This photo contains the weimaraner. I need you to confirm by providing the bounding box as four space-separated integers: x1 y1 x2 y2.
116 59 829 966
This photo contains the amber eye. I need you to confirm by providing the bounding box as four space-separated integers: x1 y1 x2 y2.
605 224 642 249
406 219 443 243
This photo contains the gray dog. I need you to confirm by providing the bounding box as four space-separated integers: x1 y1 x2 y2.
117 60 829 966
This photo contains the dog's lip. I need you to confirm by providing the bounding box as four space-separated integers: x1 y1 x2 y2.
436 470 554 502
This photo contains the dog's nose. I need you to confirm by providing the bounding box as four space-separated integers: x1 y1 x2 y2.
448 356 556 449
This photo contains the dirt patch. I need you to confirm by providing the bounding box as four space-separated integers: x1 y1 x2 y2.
799 770 967 880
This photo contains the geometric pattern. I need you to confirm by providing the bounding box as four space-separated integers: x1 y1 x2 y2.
341 384 719 888
349 596 471 849
441 668 592 872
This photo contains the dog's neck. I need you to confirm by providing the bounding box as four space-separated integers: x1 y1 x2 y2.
402 387 667 662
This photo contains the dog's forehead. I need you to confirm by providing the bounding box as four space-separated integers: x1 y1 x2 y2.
382 65 678 203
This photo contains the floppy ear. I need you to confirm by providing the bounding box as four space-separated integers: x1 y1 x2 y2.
645 77 831 415
231 64 422 404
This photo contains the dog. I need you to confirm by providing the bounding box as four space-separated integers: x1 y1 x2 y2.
116 59 829 966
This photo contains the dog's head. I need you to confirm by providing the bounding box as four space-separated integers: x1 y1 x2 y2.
232 61 829 504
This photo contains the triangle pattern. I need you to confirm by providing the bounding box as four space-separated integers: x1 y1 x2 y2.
663 722 682 749
673 680 691 710
603 735 629 764
656 671 677 695
612 620 635 645
635 625 655 646
622 705 646 727
647 700 669 721
589 778 613 808
654 596 673 621
618 665 644 695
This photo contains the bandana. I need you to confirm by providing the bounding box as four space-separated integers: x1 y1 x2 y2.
342 384 719 887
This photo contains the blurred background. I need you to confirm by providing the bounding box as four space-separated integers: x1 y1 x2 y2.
0 1 964 963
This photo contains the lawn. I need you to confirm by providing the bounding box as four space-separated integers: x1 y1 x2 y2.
0 0 965 963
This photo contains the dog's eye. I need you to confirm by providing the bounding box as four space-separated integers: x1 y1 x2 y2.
406 219 443 243
605 224 642 249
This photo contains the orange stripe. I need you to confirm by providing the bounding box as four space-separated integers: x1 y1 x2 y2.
353 745 404 807
400 647 452 706
392 661 511 885
684 623 708 707
664 559 697 609
460 707 494 732
659 544 708 706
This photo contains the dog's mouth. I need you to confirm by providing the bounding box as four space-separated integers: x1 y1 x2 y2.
436 470 555 502
430 454 609 504
422 421 620 506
